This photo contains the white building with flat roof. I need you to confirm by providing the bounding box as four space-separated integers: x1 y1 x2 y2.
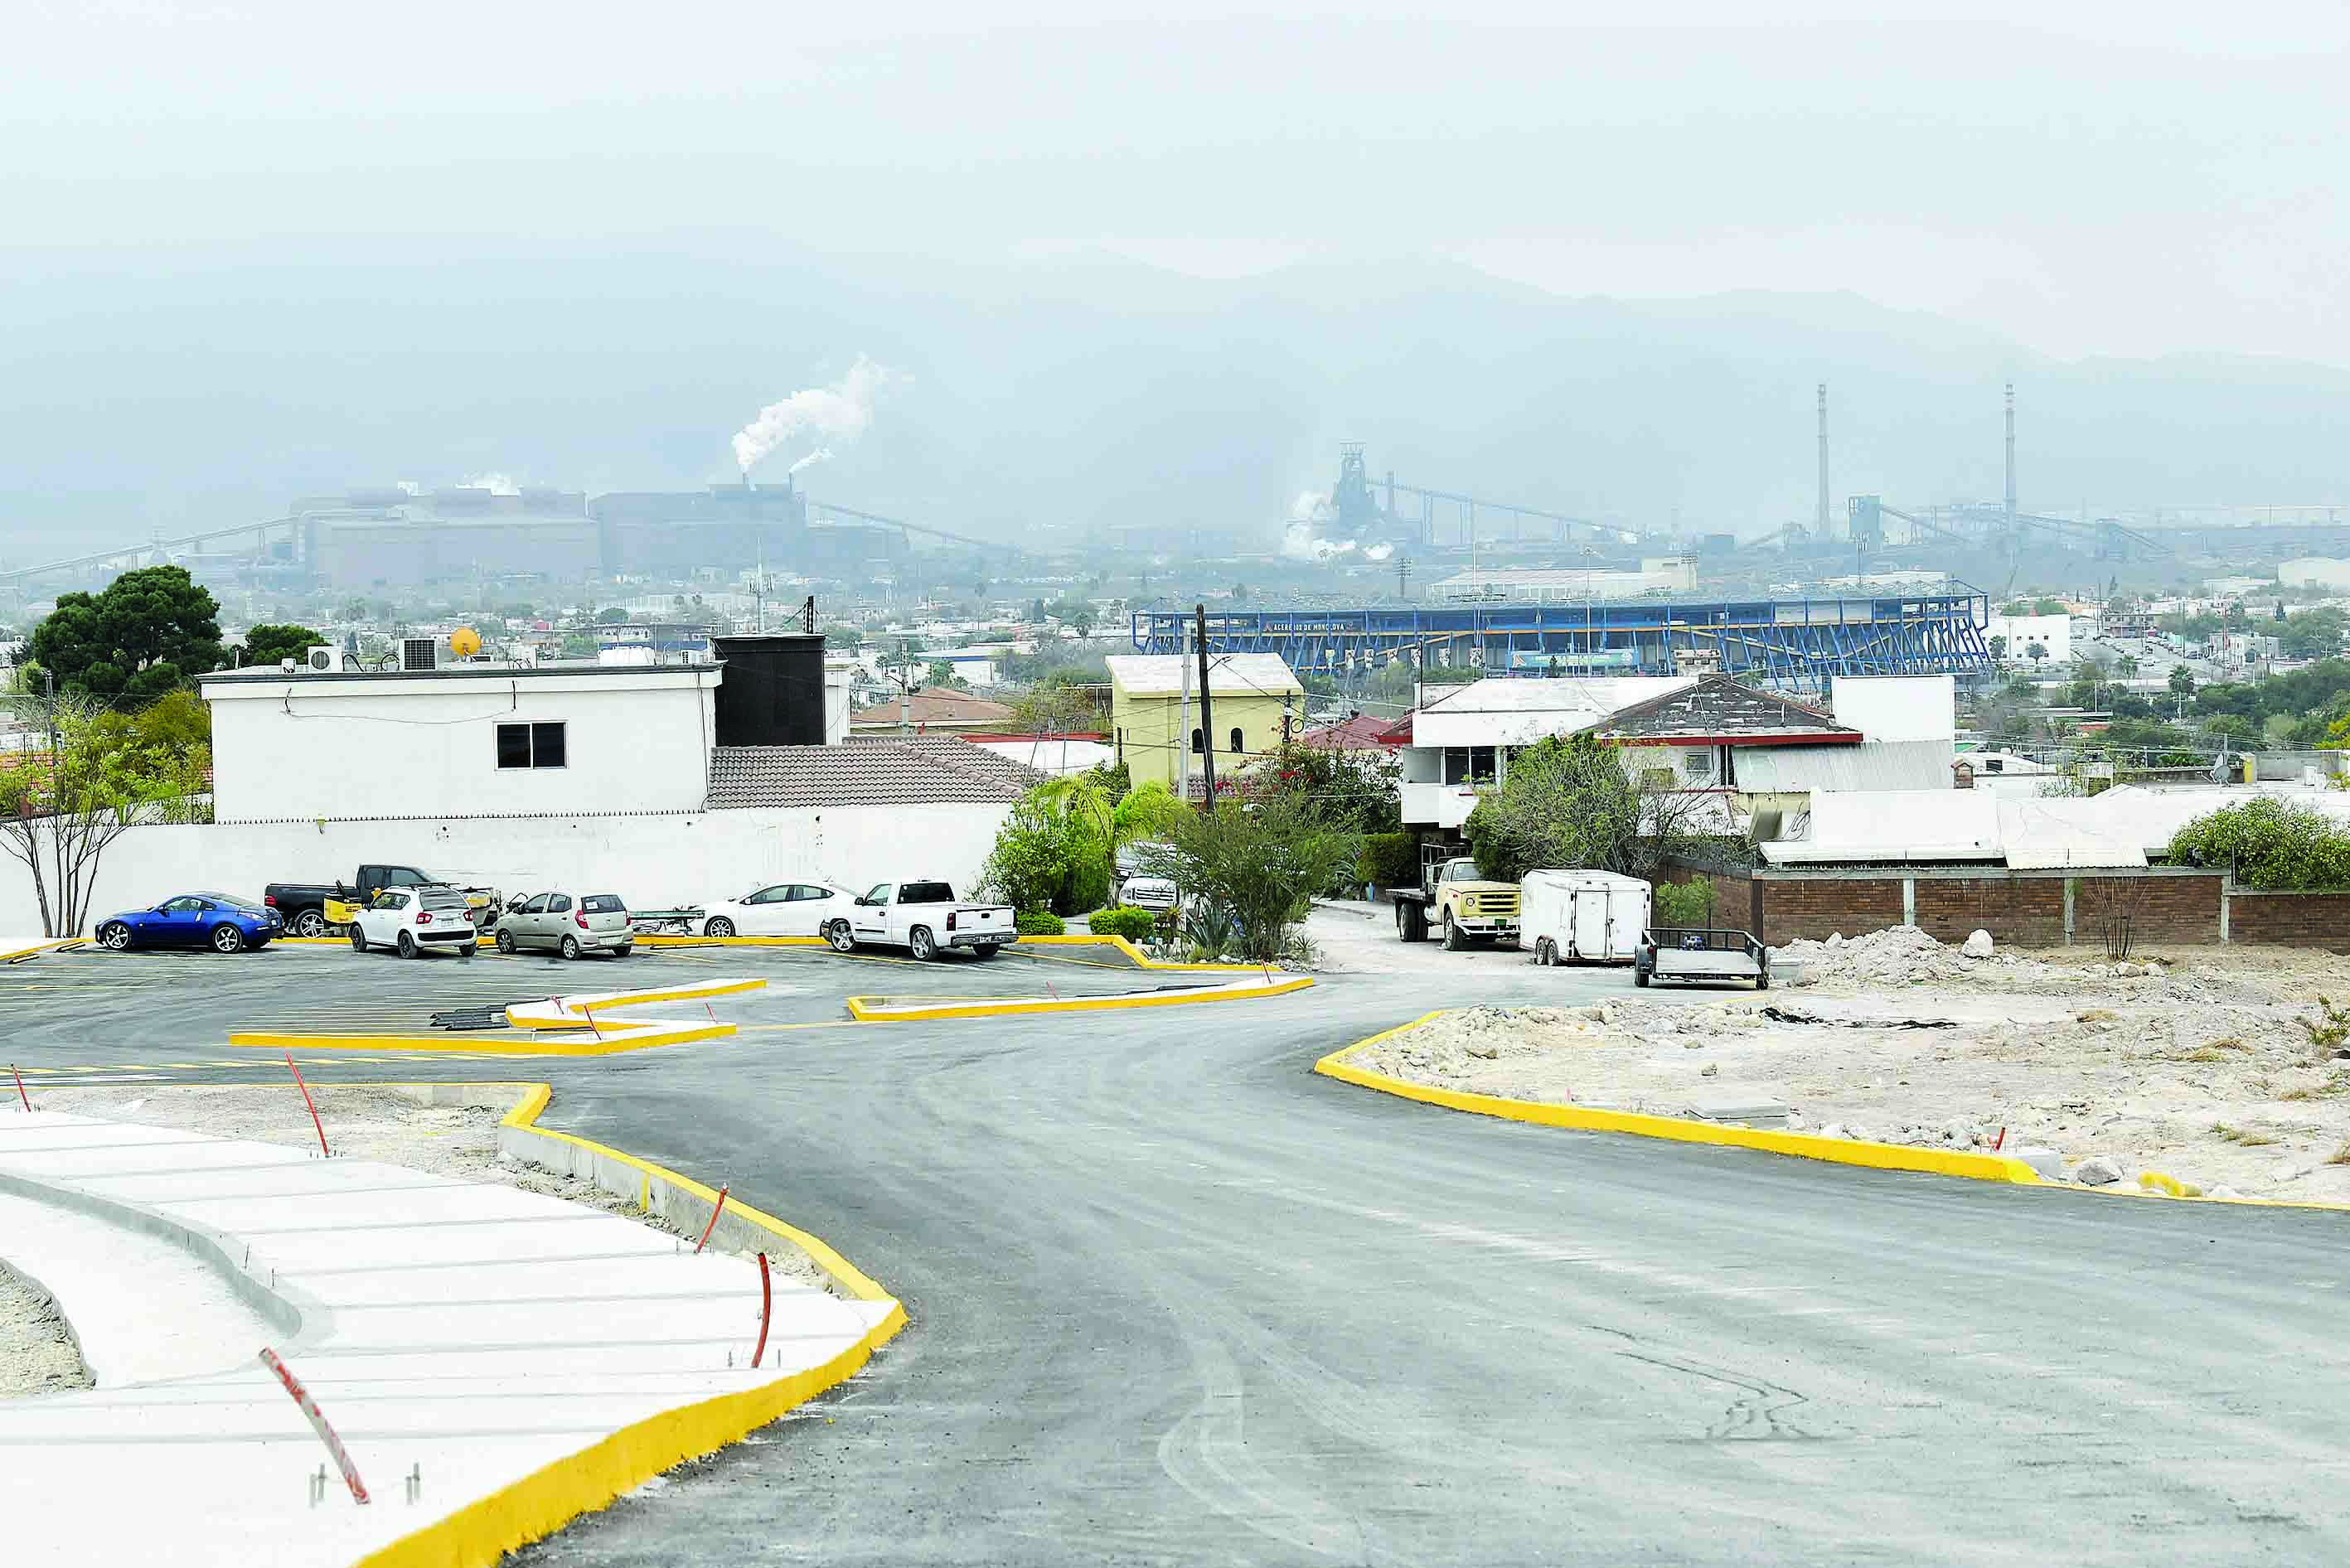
200 664 721 822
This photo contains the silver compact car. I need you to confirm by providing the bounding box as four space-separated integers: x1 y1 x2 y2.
493 891 634 960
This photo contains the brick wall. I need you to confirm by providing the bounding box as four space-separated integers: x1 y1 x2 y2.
1654 864 1759 932
1757 877 1905 943
1913 877 2065 946
2228 890 2350 950
2077 873 2222 945
1750 869 2225 948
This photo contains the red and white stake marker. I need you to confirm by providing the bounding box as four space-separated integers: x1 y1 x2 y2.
260 1348 369 1503
751 1252 773 1369
11 1063 27 1112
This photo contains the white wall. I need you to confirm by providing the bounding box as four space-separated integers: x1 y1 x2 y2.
0 805 1011 935
1829 675 1955 743
1983 613 2073 666
204 668 718 821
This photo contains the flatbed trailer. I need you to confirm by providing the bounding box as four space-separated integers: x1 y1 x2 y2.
1634 927 1770 990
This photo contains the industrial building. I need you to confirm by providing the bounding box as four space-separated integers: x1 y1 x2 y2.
1137 588 1996 690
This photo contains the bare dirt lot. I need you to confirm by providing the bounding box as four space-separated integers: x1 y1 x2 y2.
1354 926 2350 1203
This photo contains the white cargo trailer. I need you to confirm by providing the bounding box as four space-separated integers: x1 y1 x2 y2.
1519 869 1651 965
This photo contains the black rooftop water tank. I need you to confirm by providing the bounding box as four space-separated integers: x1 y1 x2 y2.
711 634 826 747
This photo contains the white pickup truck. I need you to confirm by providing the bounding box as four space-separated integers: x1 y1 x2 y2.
822 879 1016 961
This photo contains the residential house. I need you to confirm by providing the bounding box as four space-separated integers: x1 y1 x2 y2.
850 688 1015 735
1103 654 1306 791
1398 673 1957 836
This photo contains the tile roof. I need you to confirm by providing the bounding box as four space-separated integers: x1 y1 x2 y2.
849 690 1015 726
1298 714 1401 752
706 739 1047 810
1594 675 1859 743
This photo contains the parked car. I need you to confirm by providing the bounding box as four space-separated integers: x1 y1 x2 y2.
93 893 281 954
1520 869 1650 967
348 885 480 959
822 880 1015 960
695 880 859 938
492 891 634 959
265 864 502 938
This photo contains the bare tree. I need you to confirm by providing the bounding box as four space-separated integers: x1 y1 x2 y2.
0 695 206 937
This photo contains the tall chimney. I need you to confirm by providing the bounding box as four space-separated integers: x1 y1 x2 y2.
1815 383 1829 538
2004 381 2017 526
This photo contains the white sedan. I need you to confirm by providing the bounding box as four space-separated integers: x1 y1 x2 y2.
698 880 860 937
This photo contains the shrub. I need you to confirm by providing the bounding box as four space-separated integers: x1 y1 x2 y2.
1088 906 1159 942
1015 909 1065 936
2168 797 2350 890
1653 878 1716 927
1139 794 1359 963
1358 831 1420 889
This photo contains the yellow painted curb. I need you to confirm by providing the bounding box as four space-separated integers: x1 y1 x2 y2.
1314 1013 2044 1185
0 939 78 963
222 1022 739 1056
1015 933 1275 971
227 976 766 1056
352 1082 904 1568
1317 1013 2350 1214
845 975 1314 1021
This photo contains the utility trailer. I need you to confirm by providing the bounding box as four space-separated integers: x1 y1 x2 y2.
1633 927 1770 990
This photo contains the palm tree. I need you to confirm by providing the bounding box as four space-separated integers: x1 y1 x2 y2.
1034 775 1190 908
2115 654 2140 678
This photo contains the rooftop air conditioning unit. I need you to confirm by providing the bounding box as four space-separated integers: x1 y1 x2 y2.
305 645 337 673
401 636 439 671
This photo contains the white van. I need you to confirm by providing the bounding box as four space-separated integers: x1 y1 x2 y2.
1519 869 1650 966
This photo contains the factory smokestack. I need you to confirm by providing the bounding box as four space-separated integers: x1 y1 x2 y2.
2004 381 2017 526
1815 383 1829 539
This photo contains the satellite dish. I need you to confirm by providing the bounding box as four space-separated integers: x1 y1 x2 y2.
449 627 482 657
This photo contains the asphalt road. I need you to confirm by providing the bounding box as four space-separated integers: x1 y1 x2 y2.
10 942 2350 1564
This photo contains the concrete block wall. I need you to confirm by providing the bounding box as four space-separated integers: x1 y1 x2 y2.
1913 876 2066 946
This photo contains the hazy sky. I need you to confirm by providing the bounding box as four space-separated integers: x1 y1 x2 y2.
9 2 2349 364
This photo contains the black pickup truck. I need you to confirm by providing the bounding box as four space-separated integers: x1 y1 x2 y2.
264 864 503 938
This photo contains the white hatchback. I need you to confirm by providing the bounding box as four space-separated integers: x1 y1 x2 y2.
349 885 480 959
698 881 859 938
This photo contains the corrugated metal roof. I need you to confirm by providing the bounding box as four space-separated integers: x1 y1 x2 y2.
706 740 1044 810
1105 654 1303 698
1732 738 1956 792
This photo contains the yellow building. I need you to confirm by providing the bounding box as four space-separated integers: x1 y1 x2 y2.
1104 653 1306 792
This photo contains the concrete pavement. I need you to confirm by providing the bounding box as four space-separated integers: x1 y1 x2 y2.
7 940 2350 1563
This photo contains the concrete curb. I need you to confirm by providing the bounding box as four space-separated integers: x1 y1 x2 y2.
225 976 765 1057
350 1082 907 1568
1318 1012 2350 1214
845 974 1316 1022
1314 1012 2047 1185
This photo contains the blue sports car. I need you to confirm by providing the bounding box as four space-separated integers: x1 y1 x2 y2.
94 892 280 954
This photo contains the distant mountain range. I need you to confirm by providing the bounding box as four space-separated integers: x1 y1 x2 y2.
6 248 2348 559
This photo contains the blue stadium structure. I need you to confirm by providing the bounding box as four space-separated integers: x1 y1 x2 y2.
1131 588 1994 689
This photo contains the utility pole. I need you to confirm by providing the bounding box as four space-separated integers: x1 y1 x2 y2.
1176 616 1193 801
1194 603 1217 801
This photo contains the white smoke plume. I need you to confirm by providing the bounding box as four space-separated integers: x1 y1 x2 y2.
463 472 520 496
1282 486 1360 559
787 447 833 477
732 356 895 475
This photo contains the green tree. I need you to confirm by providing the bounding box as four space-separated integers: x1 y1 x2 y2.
1010 683 1100 735
1988 635 2007 660
2115 653 2140 678
0 695 213 936
29 565 224 708
595 607 631 626
238 623 324 670
2026 641 2047 667
1462 733 1718 883
1138 793 1356 961
2280 606 2350 661
925 660 969 691
1260 743 1402 833
2169 665 2197 697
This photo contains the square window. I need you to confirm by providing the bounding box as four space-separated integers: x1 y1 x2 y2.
496 724 531 768
531 722 567 768
496 721 568 768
